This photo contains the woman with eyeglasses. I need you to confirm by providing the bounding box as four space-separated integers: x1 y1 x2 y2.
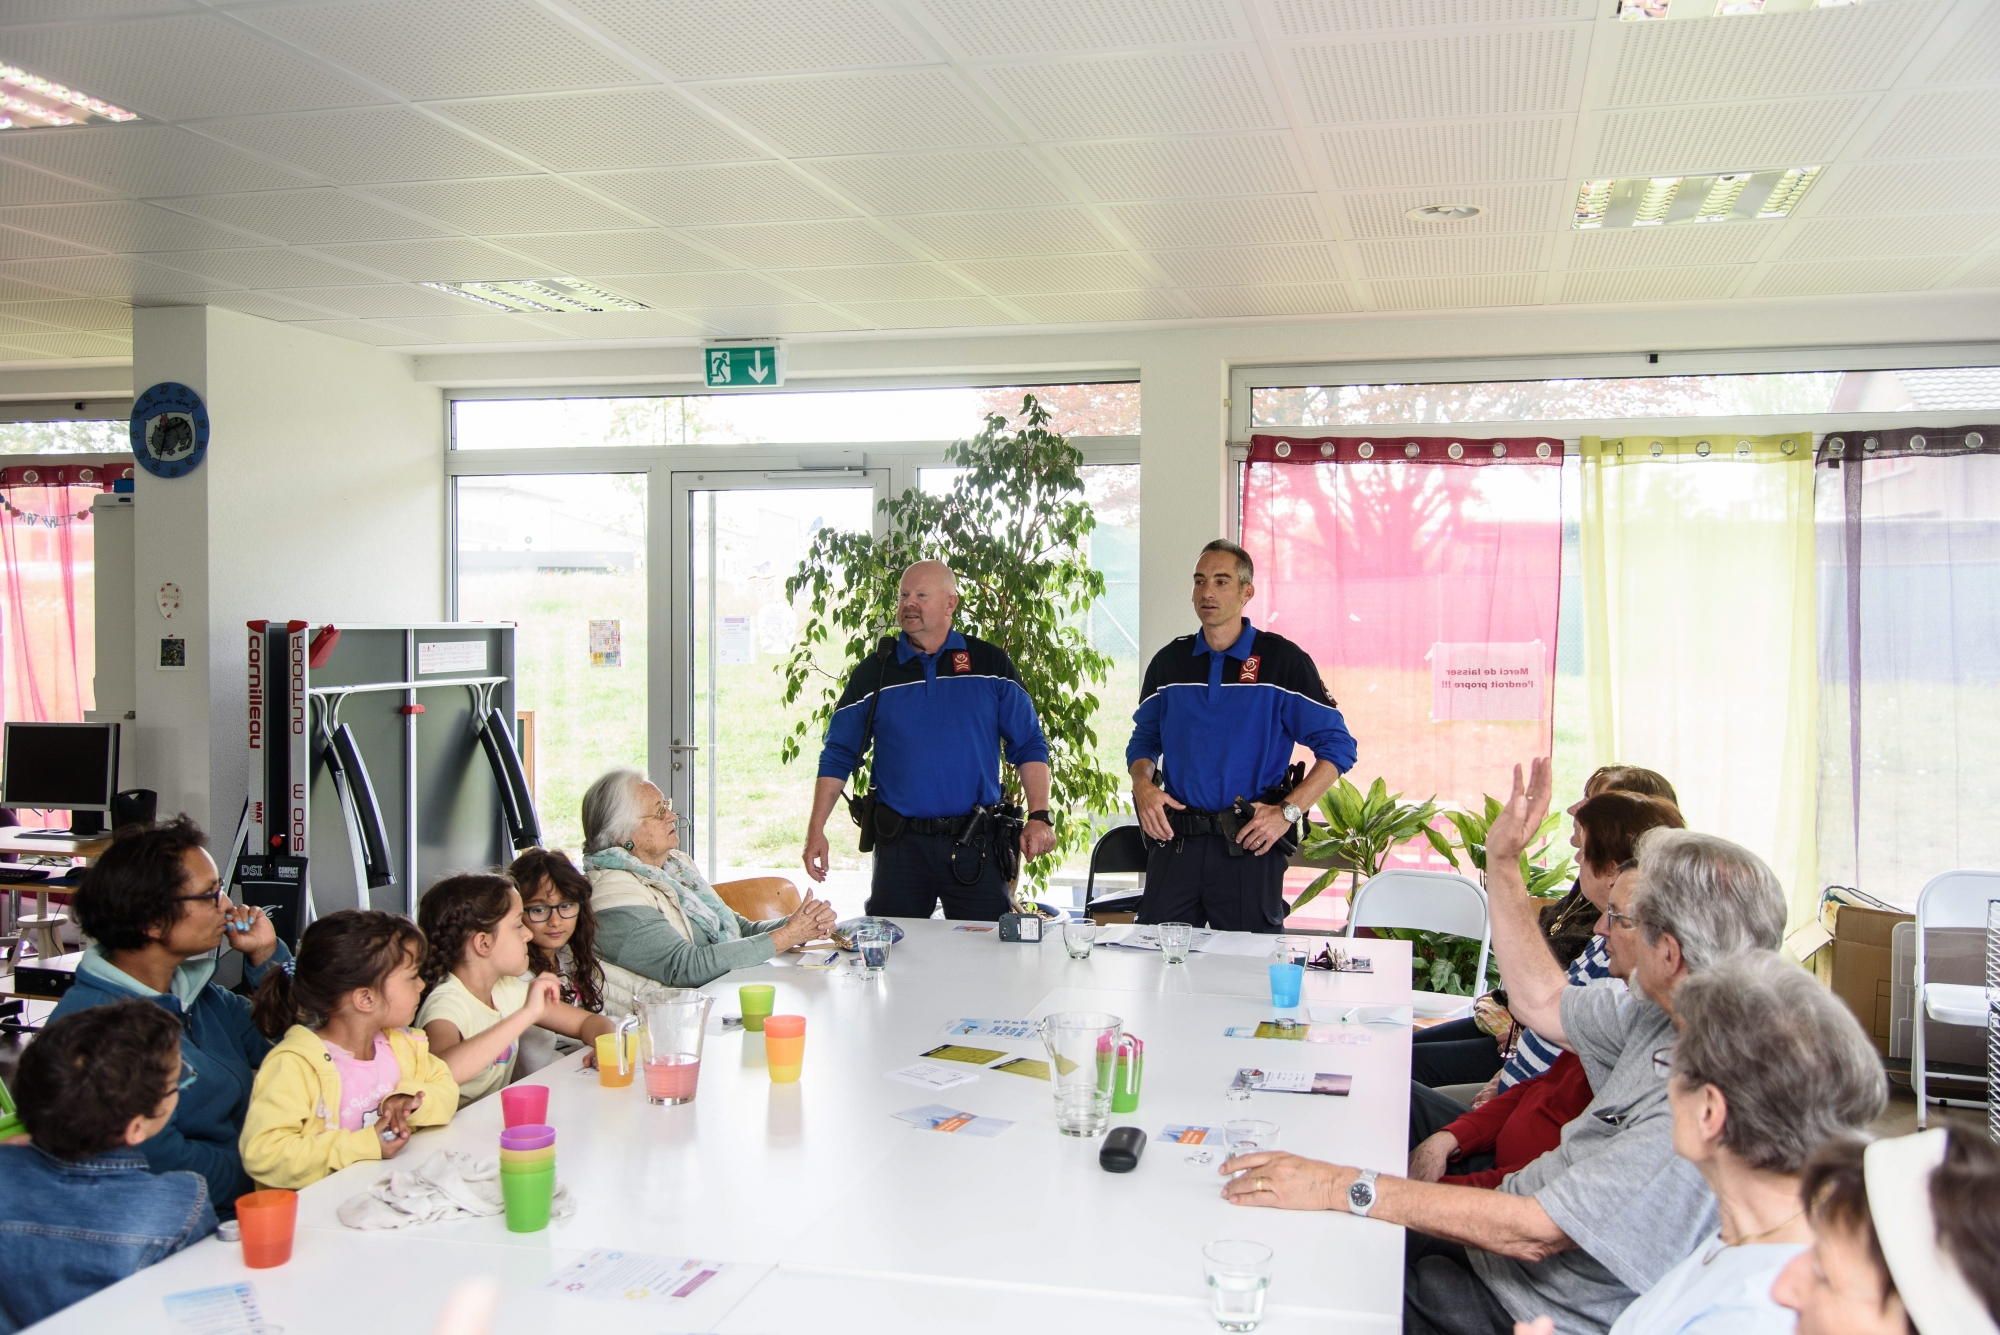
48 816 293 1212
506 847 603 1074
579 768 837 1010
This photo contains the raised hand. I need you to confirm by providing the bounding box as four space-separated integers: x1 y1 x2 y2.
1485 758 1553 866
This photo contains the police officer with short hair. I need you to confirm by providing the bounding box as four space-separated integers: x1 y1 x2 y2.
802 560 1055 921
1126 539 1357 932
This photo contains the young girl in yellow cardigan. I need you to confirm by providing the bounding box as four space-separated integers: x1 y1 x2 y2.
239 910 459 1190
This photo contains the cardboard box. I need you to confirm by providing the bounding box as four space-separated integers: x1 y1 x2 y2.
1829 904 1911 1056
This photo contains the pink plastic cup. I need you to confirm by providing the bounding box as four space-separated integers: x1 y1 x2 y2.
500 1085 549 1128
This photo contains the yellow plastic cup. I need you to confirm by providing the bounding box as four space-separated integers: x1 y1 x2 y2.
595 1032 637 1088
764 1014 805 1083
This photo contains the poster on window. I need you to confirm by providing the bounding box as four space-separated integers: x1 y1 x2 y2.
589 619 621 668
718 615 756 666
1428 642 1545 722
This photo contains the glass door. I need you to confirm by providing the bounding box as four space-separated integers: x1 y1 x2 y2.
669 471 885 918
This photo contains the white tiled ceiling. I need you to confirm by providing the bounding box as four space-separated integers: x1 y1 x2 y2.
0 0 1990 360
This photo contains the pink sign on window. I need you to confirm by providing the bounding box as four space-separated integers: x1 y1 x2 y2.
1429 642 1546 722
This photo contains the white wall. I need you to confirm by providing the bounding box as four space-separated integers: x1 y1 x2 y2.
129 306 444 830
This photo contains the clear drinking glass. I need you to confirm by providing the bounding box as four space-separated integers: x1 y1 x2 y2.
1203 1239 1274 1332
1271 936 1308 965
855 923 892 976
1040 1010 1122 1137
1161 922 1194 964
1223 1120 1281 1171
1064 919 1098 959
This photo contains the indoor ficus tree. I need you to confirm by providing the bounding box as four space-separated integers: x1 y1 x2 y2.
778 395 1122 888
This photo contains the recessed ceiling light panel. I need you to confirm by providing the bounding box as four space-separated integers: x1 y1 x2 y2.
1404 204 1483 222
1571 167 1821 229
422 279 649 314
1619 0 1858 19
0 63 137 129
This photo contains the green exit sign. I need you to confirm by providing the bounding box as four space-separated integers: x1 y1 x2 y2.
704 342 784 388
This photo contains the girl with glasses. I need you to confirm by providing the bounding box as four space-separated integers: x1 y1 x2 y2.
507 848 605 1075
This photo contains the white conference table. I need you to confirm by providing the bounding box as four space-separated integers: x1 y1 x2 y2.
34 924 1417 1335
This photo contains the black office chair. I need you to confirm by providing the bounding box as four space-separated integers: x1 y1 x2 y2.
1083 824 1150 917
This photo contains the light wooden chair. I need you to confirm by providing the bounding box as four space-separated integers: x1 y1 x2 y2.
712 876 803 923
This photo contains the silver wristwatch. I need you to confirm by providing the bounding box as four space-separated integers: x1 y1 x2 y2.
1348 1168 1380 1217
1280 800 1303 823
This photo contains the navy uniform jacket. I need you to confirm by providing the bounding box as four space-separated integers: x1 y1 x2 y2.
1126 620 1357 813
817 629 1050 820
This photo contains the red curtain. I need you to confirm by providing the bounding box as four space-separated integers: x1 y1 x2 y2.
0 469 112 728
1243 435 1564 822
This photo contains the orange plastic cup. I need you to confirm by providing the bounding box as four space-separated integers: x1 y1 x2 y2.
235 1189 297 1268
595 1032 637 1088
764 1014 806 1082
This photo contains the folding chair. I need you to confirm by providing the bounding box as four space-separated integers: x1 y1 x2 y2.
1083 825 1149 921
1911 869 2000 1128
1345 869 1491 1011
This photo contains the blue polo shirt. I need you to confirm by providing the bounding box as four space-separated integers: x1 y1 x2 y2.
1126 620 1356 813
817 630 1049 820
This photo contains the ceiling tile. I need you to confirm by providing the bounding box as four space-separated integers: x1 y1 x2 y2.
804 149 1069 214
0 299 131 331
0 330 132 360
1815 161 2000 215
0 274 75 301
489 230 731 274
1609 3 1937 106
1294 29 1583 123
1557 266 1748 304
164 189 450 244
312 237 528 281
367 177 642 234
1753 256 1955 297
843 295 1022 328
952 252 1152 294
608 271 803 307
0 201 253 253
526 309 708 339
890 207 1116 259
1866 90 2000 160
1270 0 1590 35
987 51 1280 139
288 319 439 346
699 304 869 335
1323 118 1565 189
251 0 646 100
199 109 529 184
146 247 380 288
0 228 97 262
1931 3 2000 83
380 312 576 342
1342 184 1562 238
0 125 307 197
0 255 236 298
1146 243 1344 285
1592 98 1870 176
1106 196 1322 248
0 162 111 207
1951 255 2000 288
1357 235 1549 279
1181 283 1355 317
203 290 345 322
1009 290 1181 323
1566 222 1781 269
766 264 974 302
700 71 1008 156
563 0 924 77
1779 213 2000 260
581 164 847 227
268 284 476 319
686 218 918 267
917 0 1239 56
1056 135 1301 200
1368 273 1539 309
437 90 762 172
4 0 197 19
4 13 383 120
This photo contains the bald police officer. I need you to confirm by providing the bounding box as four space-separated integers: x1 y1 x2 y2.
803 560 1056 921
1126 539 1357 932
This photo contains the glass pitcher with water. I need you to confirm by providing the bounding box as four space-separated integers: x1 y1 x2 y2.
616 987 713 1106
1039 1010 1123 1137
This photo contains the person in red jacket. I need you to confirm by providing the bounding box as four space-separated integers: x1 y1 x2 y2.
1408 1050 1594 1189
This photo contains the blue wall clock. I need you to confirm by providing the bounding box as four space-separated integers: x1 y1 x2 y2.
130 382 209 479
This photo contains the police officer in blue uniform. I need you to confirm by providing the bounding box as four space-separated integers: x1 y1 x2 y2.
803 560 1055 921
1126 540 1357 932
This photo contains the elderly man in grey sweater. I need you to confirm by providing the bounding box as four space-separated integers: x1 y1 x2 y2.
1218 757 1788 1335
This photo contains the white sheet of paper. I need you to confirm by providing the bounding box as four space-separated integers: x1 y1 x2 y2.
1308 1004 1413 1027
1198 931 1280 957
163 1284 266 1335
936 1017 1040 1040
544 1251 725 1304
887 1062 979 1090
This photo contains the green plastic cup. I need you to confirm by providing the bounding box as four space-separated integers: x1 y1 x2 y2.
739 984 777 1032
501 1165 554 1232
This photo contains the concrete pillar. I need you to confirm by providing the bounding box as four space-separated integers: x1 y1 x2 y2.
1136 337 1231 659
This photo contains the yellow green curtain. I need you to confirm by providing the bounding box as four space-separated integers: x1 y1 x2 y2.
1580 432 1819 936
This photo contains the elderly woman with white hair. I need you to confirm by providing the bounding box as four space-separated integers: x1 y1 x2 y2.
580 768 837 1012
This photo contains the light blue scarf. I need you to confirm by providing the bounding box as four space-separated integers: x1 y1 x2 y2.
584 847 742 946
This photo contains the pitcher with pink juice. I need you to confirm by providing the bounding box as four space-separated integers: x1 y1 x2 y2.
620 987 713 1106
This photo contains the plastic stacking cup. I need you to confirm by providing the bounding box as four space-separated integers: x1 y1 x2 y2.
501 1166 555 1232
1268 962 1304 1009
595 1032 637 1088
500 1154 556 1175
738 984 777 1032
235 1189 298 1269
498 1144 555 1168
764 1014 806 1083
499 1124 556 1151
499 1084 549 1128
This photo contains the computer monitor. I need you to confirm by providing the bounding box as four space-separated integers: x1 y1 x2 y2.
2 721 119 836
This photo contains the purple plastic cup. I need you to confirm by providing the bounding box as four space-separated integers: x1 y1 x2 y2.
499 1124 556 1151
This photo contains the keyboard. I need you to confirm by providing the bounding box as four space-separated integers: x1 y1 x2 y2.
0 867 51 883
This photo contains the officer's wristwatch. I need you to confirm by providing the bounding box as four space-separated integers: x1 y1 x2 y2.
1347 1168 1380 1217
1027 810 1053 826
1280 800 1303 823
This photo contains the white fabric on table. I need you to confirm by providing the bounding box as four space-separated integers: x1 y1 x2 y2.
336 1150 575 1230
